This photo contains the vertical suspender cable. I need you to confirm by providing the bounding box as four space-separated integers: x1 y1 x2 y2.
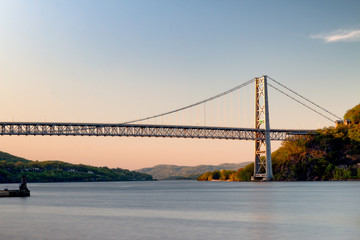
204 102 206 126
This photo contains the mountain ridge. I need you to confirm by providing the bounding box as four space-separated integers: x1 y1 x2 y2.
137 162 251 180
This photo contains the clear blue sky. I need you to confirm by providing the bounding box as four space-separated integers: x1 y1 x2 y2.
0 0 359 169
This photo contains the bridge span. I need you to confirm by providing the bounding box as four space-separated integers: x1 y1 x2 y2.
0 122 314 141
0 75 334 181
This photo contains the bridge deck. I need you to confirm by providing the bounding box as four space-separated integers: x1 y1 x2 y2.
0 122 315 141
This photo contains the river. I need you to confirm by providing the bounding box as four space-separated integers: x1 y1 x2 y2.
0 181 359 240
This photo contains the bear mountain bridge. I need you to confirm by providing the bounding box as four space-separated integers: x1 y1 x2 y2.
0 76 341 181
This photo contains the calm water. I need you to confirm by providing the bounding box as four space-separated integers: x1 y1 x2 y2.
0 181 359 240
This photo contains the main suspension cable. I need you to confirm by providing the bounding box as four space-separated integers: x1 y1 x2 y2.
120 78 255 124
268 76 341 120
268 83 334 122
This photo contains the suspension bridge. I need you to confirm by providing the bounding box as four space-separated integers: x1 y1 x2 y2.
0 76 340 181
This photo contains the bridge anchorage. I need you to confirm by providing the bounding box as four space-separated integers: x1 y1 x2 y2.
1 74 339 182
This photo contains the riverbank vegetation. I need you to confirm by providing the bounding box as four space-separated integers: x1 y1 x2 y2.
197 163 254 181
198 104 360 181
0 152 153 183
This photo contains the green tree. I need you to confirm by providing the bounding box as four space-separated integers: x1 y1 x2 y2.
220 169 235 180
344 103 360 124
235 163 254 181
348 124 360 142
197 172 212 181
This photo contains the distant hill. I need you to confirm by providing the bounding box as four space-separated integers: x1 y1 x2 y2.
0 151 153 183
0 151 31 164
137 162 251 180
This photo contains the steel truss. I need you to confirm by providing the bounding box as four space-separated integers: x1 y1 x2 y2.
253 75 273 181
0 122 313 141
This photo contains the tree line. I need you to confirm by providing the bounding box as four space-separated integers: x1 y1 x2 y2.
0 158 153 183
197 163 254 181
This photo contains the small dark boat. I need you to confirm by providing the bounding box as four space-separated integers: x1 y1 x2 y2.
0 175 30 197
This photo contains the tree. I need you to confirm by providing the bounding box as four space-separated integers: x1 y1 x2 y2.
211 170 220 180
236 163 254 181
197 172 212 181
344 103 360 124
220 169 235 180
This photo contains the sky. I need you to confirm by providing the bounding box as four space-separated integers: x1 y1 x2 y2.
0 0 359 170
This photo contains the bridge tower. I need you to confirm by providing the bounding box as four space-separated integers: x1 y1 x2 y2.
252 75 273 181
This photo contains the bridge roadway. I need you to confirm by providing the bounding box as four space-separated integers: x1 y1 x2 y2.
0 122 314 141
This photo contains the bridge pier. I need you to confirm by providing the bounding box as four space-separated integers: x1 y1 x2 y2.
252 75 273 181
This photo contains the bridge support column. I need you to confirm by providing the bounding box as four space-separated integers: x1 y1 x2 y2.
252 75 273 181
